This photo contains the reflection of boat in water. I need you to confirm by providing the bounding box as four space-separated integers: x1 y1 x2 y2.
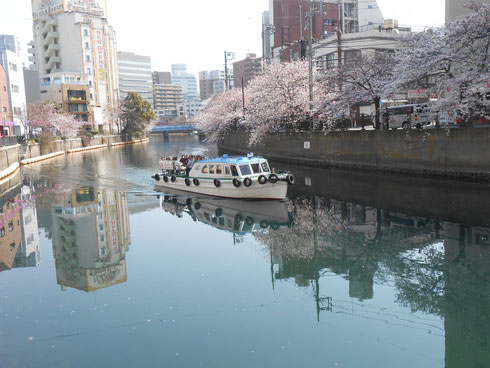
156 187 293 233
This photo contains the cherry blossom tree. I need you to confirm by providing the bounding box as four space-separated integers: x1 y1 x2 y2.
319 52 396 130
391 1 490 122
27 102 82 138
244 60 327 144
194 87 245 142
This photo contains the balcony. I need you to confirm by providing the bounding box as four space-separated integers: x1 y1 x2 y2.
42 18 58 34
43 31 59 45
45 55 61 71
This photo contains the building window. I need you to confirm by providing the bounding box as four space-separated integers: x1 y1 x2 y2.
87 67 92 74
83 29 89 36
85 42 90 49
85 55 91 62
13 107 22 115
2 107 6 112
9 62 17 72
8 222 13 232
11 85 19 93
324 18 333 26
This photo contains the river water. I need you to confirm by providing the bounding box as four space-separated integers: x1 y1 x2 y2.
0 136 488 368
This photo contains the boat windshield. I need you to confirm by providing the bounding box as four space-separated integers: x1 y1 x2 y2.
251 163 261 174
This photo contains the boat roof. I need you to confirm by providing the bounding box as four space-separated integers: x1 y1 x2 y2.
197 155 266 165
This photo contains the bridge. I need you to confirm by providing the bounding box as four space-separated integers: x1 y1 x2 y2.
151 125 198 135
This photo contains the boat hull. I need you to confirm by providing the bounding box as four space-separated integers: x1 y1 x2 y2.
153 175 289 200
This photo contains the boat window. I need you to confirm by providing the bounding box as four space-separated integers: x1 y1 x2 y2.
202 165 208 174
225 166 231 175
216 165 223 175
231 165 239 176
209 165 215 174
239 164 252 176
251 163 261 174
261 162 270 172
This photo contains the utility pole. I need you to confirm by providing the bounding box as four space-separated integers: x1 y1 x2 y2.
308 0 314 129
224 51 235 90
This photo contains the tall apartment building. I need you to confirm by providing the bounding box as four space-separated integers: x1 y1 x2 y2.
445 0 490 20
31 0 119 127
171 64 201 117
118 51 153 106
153 83 184 119
0 35 27 135
233 54 261 89
199 70 226 101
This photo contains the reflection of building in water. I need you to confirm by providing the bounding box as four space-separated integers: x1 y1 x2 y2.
261 197 442 318
14 186 40 268
52 188 131 292
0 186 22 272
443 223 490 368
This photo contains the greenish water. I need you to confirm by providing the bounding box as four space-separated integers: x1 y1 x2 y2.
0 136 488 368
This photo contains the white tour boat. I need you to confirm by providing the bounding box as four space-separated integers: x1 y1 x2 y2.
152 154 294 200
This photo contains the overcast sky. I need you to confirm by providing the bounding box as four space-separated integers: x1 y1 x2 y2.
1 0 444 76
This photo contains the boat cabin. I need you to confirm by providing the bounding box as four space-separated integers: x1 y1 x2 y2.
189 155 271 179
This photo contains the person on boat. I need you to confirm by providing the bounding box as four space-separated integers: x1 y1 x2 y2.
185 155 195 176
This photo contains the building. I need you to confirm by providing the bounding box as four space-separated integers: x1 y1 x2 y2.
118 51 153 106
152 71 171 85
0 186 22 272
40 72 92 123
199 70 226 101
446 0 490 20
31 0 120 128
153 83 184 119
171 64 201 117
0 35 27 135
268 0 385 62
24 40 41 105
262 11 273 62
14 186 40 269
233 54 261 89
51 188 131 292
0 64 11 130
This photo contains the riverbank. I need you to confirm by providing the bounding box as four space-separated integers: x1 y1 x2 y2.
0 135 150 176
219 128 490 181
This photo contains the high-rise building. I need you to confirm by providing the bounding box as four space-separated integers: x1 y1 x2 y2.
233 54 261 89
262 11 273 63
0 64 11 127
31 0 119 128
199 70 226 101
118 51 153 106
153 83 184 119
445 0 490 20
0 35 27 135
171 64 201 117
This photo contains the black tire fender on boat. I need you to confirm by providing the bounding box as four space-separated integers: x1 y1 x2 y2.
234 214 243 223
268 174 278 183
245 216 255 226
193 178 200 186
186 198 192 207
154 174 160 181
260 220 269 229
171 175 176 183
233 178 241 188
215 208 223 217
244 178 252 187
258 175 267 185
286 174 295 185
163 175 169 183
214 179 221 187
194 202 201 210
185 178 191 186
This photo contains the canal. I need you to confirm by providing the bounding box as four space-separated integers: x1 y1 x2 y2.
0 136 488 368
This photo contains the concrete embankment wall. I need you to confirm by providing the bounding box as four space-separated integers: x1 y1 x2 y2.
219 128 490 180
1 135 127 170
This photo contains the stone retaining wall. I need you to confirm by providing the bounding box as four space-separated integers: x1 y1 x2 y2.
219 128 490 180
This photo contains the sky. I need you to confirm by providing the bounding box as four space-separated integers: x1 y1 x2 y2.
0 0 445 77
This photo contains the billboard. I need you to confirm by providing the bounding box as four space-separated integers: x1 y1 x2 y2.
31 0 64 20
32 0 106 20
